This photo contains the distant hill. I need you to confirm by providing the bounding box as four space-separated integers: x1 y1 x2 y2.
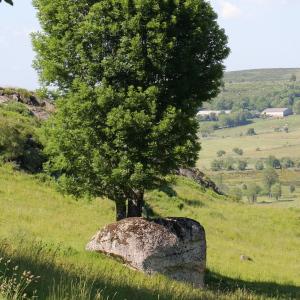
204 68 300 111
224 68 300 83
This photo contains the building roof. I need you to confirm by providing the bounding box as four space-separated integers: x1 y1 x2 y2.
262 108 290 113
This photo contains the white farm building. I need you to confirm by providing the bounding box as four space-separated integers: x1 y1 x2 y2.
261 108 293 118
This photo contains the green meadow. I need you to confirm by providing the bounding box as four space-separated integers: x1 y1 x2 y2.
0 164 299 299
198 115 300 170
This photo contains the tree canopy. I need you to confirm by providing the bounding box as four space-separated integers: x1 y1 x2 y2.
33 0 229 220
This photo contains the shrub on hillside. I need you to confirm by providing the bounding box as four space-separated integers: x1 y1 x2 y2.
233 147 243 156
217 150 226 157
271 183 282 201
211 159 224 171
245 183 261 203
265 155 281 169
246 128 256 136
0 110 45 173
280 157 295 169
0 102 33 117
255 160 264 170
229 187 243 202
289 185 296 193
236 160 247 171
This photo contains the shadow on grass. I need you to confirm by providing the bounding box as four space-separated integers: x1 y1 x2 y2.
1 244 299 300
206 270 300 299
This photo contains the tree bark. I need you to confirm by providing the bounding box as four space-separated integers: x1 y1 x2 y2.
115 200 126 221
127 190 144 218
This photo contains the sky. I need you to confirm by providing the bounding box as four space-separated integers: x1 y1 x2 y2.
0 0 299 90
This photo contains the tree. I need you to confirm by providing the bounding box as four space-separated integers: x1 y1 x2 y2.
236 160 247 171
294 101 300 114
245 183 260 203
246 128 256 136
255 160 264 171
233 147 243 156
217 150 226 157
271 183 282 201
34 0 229 220
290 74 297 82
266 155 281 169
262 168 279 195
289 185 296 194
0 0 13 5
280 157 294 169
229 187 243 202
211 159 223 171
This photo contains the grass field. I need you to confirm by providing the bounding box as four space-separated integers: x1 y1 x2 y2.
0 164 299 299
198 115 300 170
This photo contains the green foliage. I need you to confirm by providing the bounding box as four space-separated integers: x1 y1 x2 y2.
34 0 229 217
236 160 247 171
265 155 281 169
210 159 223 171
0 108 44 173
0 101 32 117
289 185 296 193
293 101 300 114
271 183 282 200
262 168 279 194
217 150 226 157
232 147 243 156
245 183 261 203
255 160 264 171
280 157 295 169
229 187 243 202
246 128 256 136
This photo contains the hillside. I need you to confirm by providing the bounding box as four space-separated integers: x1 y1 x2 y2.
0 164 299 299
204 68 300 111
224 68 300 83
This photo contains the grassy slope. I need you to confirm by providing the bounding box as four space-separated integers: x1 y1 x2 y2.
0 165 299 299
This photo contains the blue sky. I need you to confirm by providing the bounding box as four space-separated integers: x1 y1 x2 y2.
0 0 299 89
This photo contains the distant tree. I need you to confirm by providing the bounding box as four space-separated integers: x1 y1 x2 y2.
289 185 296 194
290 74 297 82
293 101 300 114
237 160 247 171
262 168 279 195
271 183 282 201
283 124 289 133
280 157 294 169
229 187 243 202
255 160 264 171
211 159 224 171
241 183 247 190
266 155 281 169
223 157 235 171
217 150 226 157
0 0 13 5
233 147 243 156
35 0 229 220
246 128 256 136
245 183 261 203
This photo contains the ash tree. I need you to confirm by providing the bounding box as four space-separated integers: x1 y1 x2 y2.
33 0 229 220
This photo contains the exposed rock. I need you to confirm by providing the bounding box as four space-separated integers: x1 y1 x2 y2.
0 88 54 120
86 217 206 288
177 167 223 195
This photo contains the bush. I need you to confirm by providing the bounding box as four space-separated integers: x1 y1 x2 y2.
280 157 295 169
0 109 45 173
271 183 282 200
211 159 223 171
265 155 281 169
217 150 226 157
255 160 264 170
289 185 296 193
223 157 235 171
246 128 256 136
233 147 243 156
236 160 247 171
229 187 243 202
0 102 32 117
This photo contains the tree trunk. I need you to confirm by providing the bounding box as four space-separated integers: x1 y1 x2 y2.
127 190 144 218
115 200 126 221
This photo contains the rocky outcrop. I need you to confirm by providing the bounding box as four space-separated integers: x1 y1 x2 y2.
86 217 206 288
0 88 54 120
177 167 223 195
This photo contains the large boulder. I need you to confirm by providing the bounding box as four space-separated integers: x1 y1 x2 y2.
86 217 206 287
